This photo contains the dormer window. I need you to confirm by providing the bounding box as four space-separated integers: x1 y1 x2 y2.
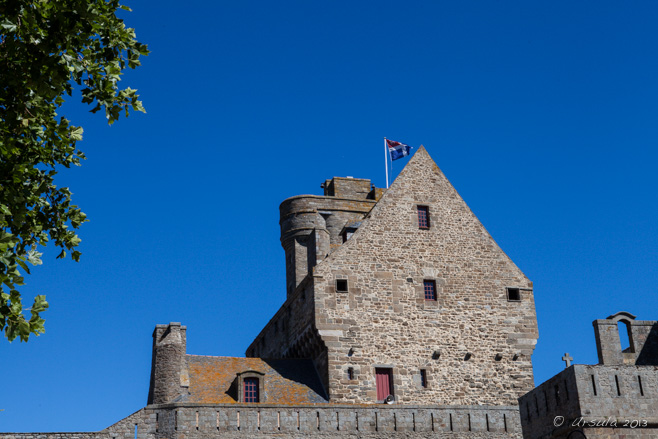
243 377 259 402
236 371 265 403
417 206 430 229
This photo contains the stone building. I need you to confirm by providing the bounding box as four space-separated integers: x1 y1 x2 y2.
519 312 658 439
3 146 541 438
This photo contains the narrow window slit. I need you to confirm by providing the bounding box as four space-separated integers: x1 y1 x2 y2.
554 384 561 405
336 411 340 431
615 375 621 396
257 411 261 430
468 413 472 431
638 376 644 396
503 413 508 432
237 411 240 431
277 411 281 431
195 411 199 430
449 413 453 431
486 413 490 432
534 395 539 415
316 411 320 430
565 381 570 400
591 375 597 396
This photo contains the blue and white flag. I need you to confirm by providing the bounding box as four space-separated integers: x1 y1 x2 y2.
386 139 412 160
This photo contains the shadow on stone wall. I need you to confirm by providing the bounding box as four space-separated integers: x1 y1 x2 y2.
636 322 658 365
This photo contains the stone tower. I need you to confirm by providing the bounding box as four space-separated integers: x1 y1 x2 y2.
248 146 539 405
280 176 384 297
147 322 188 404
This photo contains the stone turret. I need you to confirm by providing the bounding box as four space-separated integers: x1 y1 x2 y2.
147 322 188 404
279 177 383 297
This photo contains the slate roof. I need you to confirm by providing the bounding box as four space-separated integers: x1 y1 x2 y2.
186 355 327 404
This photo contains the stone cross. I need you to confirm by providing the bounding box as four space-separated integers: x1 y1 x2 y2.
562 353 573 368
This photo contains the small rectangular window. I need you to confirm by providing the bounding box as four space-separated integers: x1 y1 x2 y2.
424 280 436 301
417 206 430 229
244 378 259 403
336 279 348 292
507 288 521 301
420 369 428 388
375 368 394 401
347 367 354 380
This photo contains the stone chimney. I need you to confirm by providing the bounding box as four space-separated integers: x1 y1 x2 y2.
147 322 188 404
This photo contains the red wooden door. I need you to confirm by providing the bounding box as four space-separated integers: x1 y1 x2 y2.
375 368 392 400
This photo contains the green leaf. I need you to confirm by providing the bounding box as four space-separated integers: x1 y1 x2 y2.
0 0 147 343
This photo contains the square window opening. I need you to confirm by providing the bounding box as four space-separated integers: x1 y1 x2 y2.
507 288 521 301
424 280 437 301
336 279 348 293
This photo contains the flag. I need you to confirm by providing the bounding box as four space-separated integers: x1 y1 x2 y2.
386 139 412 160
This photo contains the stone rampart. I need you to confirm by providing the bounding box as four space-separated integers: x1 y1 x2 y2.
519 364 658 438
2 405 522 439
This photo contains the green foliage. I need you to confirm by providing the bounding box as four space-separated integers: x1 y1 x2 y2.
0 0 148 341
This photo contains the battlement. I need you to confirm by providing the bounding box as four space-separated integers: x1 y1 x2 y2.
519 364 658 438
321 176 383 200
519 312 658 438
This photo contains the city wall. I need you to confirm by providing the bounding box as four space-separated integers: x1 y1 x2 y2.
2 404 522 439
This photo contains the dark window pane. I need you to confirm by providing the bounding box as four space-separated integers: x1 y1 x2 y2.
424 280 436 301
244 378 259 403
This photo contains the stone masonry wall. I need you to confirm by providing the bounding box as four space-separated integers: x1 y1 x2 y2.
150 403 522 438
311 147 538 405
1 404 522 439
1 409 154 439
279 193 377 297
519 364 658 439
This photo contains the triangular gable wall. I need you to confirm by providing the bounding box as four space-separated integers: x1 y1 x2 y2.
312 146 538 405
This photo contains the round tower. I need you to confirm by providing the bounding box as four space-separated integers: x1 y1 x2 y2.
147 322 187 404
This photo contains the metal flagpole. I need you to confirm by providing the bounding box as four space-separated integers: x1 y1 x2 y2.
384 137 389 188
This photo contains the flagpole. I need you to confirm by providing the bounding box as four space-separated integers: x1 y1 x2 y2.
384 137 389 188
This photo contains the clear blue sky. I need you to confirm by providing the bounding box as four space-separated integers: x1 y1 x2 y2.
2 0 657 432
